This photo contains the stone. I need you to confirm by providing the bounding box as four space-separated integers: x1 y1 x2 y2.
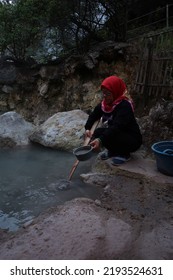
0 199 132 260
30 109 88 151
0 111 35 147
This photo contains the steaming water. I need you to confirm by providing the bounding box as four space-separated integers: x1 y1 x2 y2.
0 144 101 232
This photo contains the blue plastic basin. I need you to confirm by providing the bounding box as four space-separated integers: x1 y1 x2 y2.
151 141 173 176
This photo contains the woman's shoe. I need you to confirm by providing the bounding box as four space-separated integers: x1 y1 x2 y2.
111 155 131 166
100 150 115 160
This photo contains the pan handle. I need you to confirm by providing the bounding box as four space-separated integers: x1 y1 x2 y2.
68 119 100 181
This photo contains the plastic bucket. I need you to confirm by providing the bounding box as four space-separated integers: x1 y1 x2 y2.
151 141 173 176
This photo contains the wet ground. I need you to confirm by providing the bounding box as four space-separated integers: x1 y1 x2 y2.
0 155 173 260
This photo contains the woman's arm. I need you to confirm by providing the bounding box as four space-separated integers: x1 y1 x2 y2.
85 103 103 130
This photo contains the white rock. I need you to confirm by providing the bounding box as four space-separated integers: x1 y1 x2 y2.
0 111 35 146
30 109 88 151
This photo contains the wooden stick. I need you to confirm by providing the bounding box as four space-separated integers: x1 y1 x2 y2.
68 119 100 181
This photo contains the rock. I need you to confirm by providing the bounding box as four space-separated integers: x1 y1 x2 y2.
133 222 173 259
0 41 136 127
30 109 88 151
138 101 173 152
0 111 35 147
2 85 14 94
91 153 173 186
38 81 49 97
0 63 17 84
0 199 132 260
94 199 102 206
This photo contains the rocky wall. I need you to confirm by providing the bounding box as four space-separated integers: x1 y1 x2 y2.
0 42 136 125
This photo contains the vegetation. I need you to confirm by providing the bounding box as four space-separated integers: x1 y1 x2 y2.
0 0 171 62
0 0 128 62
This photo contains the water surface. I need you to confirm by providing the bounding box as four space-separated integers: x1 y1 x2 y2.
0 144 101 231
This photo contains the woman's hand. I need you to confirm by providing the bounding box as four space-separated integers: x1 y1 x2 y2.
85 130 93 139
90 138 100 151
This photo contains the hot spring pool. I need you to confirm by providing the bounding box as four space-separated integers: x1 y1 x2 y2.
0 144 101 232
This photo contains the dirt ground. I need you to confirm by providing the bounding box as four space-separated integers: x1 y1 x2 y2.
0 156 173 260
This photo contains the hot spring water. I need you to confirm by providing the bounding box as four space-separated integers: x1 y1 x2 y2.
0 144 101 232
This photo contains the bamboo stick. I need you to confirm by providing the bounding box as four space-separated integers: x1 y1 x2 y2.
68 119 100 181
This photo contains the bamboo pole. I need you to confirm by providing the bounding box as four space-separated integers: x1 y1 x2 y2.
166 4 169 29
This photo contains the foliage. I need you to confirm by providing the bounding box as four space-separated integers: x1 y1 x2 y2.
1 0 167 62
45 0 128 53
0 0 129 61
0 0 48 60
99 0 127 40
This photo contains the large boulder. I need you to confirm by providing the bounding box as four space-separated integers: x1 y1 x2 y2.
0 111 35 147
30 109 88 151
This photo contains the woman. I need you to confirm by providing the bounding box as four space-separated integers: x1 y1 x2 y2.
85 75 142 165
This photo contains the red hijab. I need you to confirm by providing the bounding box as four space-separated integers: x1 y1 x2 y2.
101 76 133 113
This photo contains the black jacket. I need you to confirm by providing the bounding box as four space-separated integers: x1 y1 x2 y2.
85 100 142 146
